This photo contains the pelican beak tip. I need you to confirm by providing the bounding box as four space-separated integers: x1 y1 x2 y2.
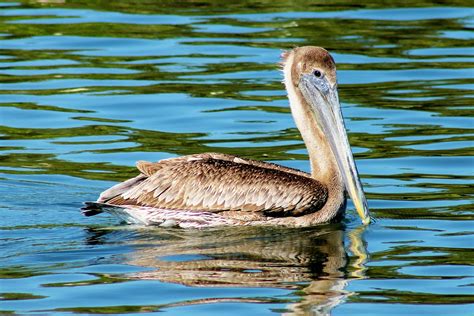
362 215 371 225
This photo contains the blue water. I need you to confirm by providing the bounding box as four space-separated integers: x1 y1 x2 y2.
0 1 473 315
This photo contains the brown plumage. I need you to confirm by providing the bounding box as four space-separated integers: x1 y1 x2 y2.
82 46 370 227
101 153 327 217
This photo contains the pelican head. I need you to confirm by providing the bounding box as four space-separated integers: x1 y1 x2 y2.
283 46 370 224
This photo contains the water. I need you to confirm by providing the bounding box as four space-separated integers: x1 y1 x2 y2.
0 1 473 315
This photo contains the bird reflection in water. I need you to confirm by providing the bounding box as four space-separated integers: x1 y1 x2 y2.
85 224 368 315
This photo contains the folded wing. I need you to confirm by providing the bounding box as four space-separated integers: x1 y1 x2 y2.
99 153 328 217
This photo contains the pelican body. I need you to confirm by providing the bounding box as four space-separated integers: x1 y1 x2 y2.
82 46 370 228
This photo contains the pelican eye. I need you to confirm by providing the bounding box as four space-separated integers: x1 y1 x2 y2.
313 70 322 78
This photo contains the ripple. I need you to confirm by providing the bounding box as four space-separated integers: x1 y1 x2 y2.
0 1 473 315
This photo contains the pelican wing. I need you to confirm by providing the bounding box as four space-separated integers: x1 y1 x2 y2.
100 153 328 217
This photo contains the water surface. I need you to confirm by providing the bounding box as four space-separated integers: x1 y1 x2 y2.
0 1 473 315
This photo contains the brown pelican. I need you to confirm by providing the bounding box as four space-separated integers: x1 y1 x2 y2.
82 46 370 228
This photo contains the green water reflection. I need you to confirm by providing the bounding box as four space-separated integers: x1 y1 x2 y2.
0 0 473 315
